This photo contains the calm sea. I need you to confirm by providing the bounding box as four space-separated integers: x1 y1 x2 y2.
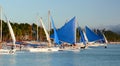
0 44 120 66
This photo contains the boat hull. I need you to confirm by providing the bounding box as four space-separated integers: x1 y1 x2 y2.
87 43 107 47
0 49 16 54
28 47 60 52
59 46 80 52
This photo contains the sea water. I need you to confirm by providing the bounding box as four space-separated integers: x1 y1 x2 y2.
0 44 120 66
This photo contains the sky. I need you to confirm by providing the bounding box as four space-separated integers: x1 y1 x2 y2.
0 0 120 29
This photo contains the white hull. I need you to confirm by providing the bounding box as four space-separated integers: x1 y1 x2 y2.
59 47 80 52
76 43 88 49
0 49 16 54
28 47 60 52
87 43 107 47
76 43 85 47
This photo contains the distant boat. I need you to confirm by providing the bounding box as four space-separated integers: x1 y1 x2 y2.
85 26 100 42
84 26 107 47
0 14 16 54
96 30 108 47
96 30 108 43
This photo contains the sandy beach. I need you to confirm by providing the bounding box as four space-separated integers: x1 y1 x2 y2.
109 42 120 44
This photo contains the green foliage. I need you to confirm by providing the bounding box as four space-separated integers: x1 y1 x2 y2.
104 30 120 42
0 20 46 41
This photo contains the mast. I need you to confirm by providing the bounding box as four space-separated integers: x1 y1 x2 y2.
36 14 39 41
0 7 2 42
75 17 76 44
37 22 38 41
48 10 51 37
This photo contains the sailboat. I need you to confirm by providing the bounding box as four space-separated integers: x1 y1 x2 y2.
96 30 108 47
0 15 16 54
51 16 80 51
84 26 107 47
28 18 59 52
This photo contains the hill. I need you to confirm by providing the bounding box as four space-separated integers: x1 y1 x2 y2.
107 24 120 34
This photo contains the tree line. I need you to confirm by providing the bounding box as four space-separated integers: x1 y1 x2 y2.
0 20 120 42
0 20 46 42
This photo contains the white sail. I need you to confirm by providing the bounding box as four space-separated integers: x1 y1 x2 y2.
83 30 88 43
7 21 16 45
102 33 108 43
40 18 51 47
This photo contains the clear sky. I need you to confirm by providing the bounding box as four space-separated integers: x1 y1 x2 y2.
0 0 120 28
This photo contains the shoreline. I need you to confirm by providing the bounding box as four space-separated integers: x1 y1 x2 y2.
109 42 120 44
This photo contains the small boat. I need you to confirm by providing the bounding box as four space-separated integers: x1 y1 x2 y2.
84 26 107 48
0 14 16 54
28 17 60 52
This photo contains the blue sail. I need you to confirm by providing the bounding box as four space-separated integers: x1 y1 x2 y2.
51 16 76 44
50 16 60 44
85 26 100 42
57 16 76 44
97 30 105 43
78 27 86 45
